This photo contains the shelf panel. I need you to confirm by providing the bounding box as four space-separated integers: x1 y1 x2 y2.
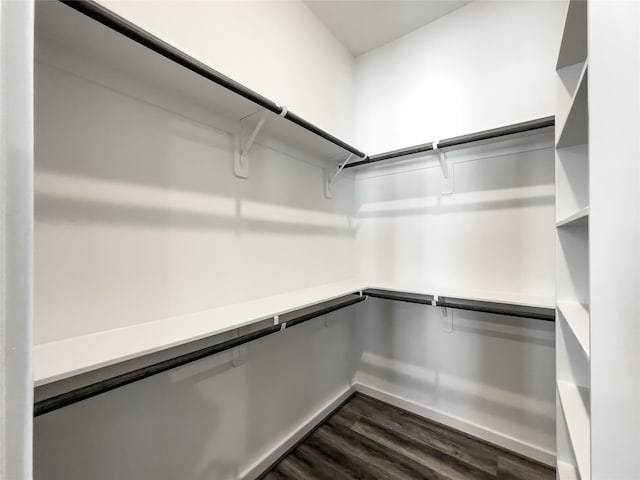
558 381 591 480
557 0 588 70
35 1 362 164
557 63 588 149
558 301 590 358
34 279 367 386
557 207 589 228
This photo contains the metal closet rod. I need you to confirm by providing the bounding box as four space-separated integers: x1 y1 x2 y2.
344 116 556 169
34 290 555 417
60 0 367 159
34 294 368 417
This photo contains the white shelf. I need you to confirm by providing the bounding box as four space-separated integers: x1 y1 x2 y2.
34 279 556 387
35 1 359 165
558 301 590 359
557 63 588 149
369 280 554 309
558 381 591 480
558 461 580 480
557 207 589 228
34 279 366 386
557 0 588 70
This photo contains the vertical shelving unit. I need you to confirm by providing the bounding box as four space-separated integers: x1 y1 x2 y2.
555 0 589 478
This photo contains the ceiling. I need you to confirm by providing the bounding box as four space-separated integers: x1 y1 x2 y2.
304 1 473 57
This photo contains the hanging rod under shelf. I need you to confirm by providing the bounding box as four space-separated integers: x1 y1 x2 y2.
34 288 554 417
34 293 367 417
58 0 367 159
345 116 555 169
364 288 555 322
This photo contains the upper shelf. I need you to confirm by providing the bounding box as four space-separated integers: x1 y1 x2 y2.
344 116 555 169
556 0 588 70
35 0 365 164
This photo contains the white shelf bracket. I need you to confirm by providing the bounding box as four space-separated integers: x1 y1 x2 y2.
325 153 354 199
231 329 249 367
234 108 271 178
433 141 454 196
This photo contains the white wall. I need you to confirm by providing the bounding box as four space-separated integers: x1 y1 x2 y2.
98 0 356 143
34 45 355 344
354 0 565 154
351 0 562 464
33 3 359 478
353 137 557 464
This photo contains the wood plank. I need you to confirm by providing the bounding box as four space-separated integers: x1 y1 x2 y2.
263 392 557 480
344 394 499 475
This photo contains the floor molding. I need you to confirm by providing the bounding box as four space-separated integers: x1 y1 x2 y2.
354 383 556 467
241 385 356 480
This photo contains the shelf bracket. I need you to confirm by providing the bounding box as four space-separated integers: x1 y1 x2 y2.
234 109 271 178
433 141 454 195
325 153 354 199
231 329 248 367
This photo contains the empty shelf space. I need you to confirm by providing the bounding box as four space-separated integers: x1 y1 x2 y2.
34 280 367 387
557 381 591 480
556 0 588 70
558 301 590 358
557 63 588 149
557 207 589 227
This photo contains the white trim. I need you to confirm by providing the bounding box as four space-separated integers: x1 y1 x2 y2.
240 385 356 480
0 0 34 478
353 383 556 467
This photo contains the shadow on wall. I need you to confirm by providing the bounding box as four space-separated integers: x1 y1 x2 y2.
34 312 358 480
355 146 555 218
355 299 555 448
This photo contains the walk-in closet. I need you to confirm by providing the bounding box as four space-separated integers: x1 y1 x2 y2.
1 0 639 479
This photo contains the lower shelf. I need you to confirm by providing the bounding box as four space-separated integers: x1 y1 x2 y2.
557 381 590 480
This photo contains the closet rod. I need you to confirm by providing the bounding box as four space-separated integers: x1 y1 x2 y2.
34 293 367 417
34 289 554 416
344 116 555 168
364 289 555 322
60 0 367 159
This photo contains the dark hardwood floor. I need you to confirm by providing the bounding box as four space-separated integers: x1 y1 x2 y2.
262 393 555 480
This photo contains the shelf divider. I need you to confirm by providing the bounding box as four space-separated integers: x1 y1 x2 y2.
556 206 589 228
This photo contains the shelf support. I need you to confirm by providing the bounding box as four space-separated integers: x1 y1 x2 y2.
234 109 271 178
231 329 248 367
325 153 354 199
433 141 454 195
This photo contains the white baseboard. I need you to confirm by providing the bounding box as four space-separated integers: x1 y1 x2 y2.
354 383 556 467
241 382 556 479
240 385 356 480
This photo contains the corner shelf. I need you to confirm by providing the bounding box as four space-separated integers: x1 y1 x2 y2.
556 207 589 228
557 381 591 480
557 62 588 149
558 301 590 358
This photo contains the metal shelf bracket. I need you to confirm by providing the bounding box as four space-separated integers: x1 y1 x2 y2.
325 153 354 199
433 141 454 195
231 329 249 367
234 109 271 178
